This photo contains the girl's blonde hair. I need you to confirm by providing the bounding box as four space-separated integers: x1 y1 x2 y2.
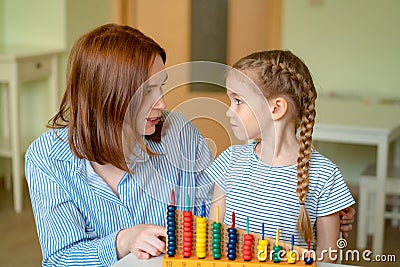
233 50 317 242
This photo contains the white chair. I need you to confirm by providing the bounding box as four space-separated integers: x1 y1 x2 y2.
357 164 400 249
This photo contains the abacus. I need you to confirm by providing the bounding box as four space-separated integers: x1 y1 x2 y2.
164 192 316 267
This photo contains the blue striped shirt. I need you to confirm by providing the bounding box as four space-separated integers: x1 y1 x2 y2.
206 142 355 248
25 111 214 267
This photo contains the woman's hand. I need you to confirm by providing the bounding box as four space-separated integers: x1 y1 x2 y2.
340 206 356 238
116 224 166 260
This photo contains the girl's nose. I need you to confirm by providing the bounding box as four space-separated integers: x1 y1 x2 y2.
226 106 233 118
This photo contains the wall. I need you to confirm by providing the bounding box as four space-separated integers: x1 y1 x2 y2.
2 0 65 47
282 0 400 98
0 0 113 177
282 0 400 184
0 1 4 44
228 0 281 65
65 0 113 51
0 0 66 182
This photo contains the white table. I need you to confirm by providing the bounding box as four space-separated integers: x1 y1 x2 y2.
112 254 364 267
0 46 63 213
313 97 400 255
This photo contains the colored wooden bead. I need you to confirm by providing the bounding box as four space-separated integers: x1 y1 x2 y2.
287 250 297 264
166 204 176 257
305 253 314 265
257 239 268 262
242 234 253 261
196 217 207 259
182 210 193 258
272 245 283 263
212 222 221 259
227 228 237 260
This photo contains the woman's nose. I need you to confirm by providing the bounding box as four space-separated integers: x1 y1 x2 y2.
153 96 166 110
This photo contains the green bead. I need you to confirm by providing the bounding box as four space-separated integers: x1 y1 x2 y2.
213 238 221 243
212 243 220 249
273 256 281 263
212 228 221 233
212 223 221 229
213 253 221 259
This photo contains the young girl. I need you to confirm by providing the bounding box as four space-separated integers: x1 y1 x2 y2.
208 50 355 262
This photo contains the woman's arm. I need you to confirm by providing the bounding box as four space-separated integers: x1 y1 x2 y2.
27 152 167 265
340 206 356 238
26 156 119 266
208 184 226 221
316 212 340 263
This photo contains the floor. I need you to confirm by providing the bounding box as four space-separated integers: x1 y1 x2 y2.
0 182 399 267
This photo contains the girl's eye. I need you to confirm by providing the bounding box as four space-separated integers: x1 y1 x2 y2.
235 98 242 105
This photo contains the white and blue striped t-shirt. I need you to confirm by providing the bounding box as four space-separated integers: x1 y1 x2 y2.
206 142 355 248
25 111 214 267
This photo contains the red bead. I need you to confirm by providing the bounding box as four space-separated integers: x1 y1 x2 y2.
183 245 192 251
183 221 192 227
183 236 192 242
183 231 192 238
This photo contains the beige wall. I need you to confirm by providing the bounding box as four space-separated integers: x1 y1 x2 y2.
228 0 281 65
116 0 281 156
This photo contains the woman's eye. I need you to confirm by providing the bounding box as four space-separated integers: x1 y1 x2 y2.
235 98 242 105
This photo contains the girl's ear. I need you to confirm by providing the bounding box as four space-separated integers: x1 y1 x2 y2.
269 97 288 120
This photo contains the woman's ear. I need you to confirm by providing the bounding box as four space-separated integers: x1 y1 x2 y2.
269 97 288 120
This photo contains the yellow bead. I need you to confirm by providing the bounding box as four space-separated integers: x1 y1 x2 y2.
287 250 297 264
196 217 207 259
257 239 269 261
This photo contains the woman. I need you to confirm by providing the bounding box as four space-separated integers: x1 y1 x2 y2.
25 23 213 266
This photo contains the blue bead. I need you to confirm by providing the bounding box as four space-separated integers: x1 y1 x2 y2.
228 248 236 254
305 257 314 265
228 254 236 260
228 234 237 240
167 250 176 257
227 243 236 249
167 221 176 226
227 228 237 234
167 206 176 211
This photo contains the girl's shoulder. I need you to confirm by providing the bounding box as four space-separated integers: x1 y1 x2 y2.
213 142 256 166
220 142 255 156
310 150 338 169
309 150 343 180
